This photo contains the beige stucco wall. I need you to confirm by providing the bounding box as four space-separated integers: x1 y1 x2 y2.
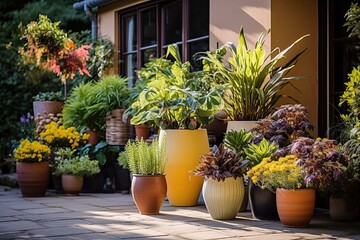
271 0 318 136
209 0 271 51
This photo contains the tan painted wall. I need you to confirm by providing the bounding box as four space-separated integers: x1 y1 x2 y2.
209 0 271 51
271 0 318 136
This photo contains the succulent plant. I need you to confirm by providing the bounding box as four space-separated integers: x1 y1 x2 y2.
244 138 278 168
224 129 253 154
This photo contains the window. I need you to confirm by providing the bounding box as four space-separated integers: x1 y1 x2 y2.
119 0 209 83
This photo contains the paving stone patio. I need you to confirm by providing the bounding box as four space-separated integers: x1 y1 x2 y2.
0 185 360 240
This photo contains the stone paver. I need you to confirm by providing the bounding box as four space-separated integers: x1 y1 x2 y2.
0 186 359 240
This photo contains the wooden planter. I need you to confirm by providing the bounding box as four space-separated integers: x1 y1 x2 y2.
106 109 130 145
159 129 209 206
202 177 244 220
131 175 167 214
276 188 315 227
16 162 49 197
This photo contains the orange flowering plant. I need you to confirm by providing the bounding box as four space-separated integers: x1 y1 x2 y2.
19 14 91 83
39 122 90 149
14 139 51 162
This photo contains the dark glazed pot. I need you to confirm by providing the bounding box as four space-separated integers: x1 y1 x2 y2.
249 180 279 220
114 162 131 193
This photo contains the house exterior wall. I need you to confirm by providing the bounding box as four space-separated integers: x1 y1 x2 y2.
272 0 318 135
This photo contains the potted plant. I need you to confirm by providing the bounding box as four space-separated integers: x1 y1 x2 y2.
191 144 247 220
32 91 64 118
252 104 314 148
39 121 90 192
129 44 224 206
201 27 307 132
124 138 167 214
62 82 104 144
247 154 315 227
244 138 279 220
13 139 51 197
53 148 100 195
114 151 131 193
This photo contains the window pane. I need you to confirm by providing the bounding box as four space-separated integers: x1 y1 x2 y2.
188 40 208 71
125 15 137 52
124 54 137 85
141 8 157 47
163 1 182 45
141 48 157 66
189 0 209 39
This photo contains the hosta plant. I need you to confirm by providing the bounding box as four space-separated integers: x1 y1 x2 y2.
192 144 247 182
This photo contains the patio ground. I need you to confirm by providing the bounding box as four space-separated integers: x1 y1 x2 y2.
0 184 360 240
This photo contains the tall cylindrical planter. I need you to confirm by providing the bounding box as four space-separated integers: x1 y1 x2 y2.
131 175 167 215
276 188 315 227
62 174 84 196
16 162 49 197
33 101 64 117
159 129 210 206
330 196 359 221
249 180 279 220
202 177 244 220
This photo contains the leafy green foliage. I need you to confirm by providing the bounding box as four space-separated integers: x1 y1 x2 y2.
54 148 100 176
124 138 167 175
192 144 247 181
224 129 253 153
344 2 360 39
202 27 307 121
244 138 278 168
129 44 224 129
33 91 64 101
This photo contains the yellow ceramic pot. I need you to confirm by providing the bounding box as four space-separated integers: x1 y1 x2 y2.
159 129 210 206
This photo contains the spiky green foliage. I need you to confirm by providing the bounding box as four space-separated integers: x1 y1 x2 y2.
344 2 360 39
244 138 278 168
202 27 307 121
224 129 254 153
125 138 167 175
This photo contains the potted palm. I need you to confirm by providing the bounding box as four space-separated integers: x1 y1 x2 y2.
53 148 100 195
13 139 51 197
192 144 247 220
124 138 167 214
129 45 223 206
202 27 307 132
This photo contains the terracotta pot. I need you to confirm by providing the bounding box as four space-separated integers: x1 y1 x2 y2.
330 196 359 221
16 162 49 197
276 188 315 227
86 129 100 145
202 177 244 220
134 124 150 140
131 175 167 214
62 174 84 196
249 180 279 220
33 101 64 117
159 129 209 206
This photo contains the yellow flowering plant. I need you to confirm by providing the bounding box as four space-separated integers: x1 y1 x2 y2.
39 122 90 149
247 155 305 192
14 139 51 162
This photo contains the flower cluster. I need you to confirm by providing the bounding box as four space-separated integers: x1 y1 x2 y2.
247 155 304 191
14 139 51 162
340 66 360 118
19 14 91 83
39 122 89 149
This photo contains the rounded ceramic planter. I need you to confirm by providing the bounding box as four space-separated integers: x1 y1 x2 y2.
131 175 167 214
16 162 49 197
159 129 209 206
330 196 359 221
249 180 279 220
61 174 84 196
202 177 244 220
276 188 315 227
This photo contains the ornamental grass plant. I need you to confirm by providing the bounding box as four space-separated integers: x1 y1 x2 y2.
14 139 51 162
